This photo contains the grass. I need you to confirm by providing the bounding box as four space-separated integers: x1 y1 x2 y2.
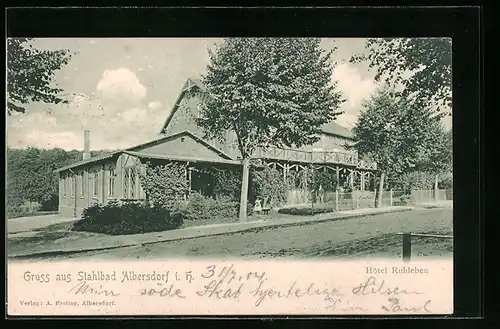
34 221 76 232
31 208 453 260
7 220 100 257
7 211 58 219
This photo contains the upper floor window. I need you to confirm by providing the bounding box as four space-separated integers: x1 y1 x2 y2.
196 103 203 119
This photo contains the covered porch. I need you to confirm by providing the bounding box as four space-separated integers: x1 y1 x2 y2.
118 151 246 202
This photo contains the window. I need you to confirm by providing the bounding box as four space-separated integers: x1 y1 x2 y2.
92 172 99 197
196 104 202 119
108 168 115 196
123 167 138 199
70 175 76 197
61 174 66 196
129 167 137 199
123 169 130 198
80 171 86 196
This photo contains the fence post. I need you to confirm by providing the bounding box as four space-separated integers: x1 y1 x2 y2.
420 189 423 204
390 189 393 206
434 174 439 201
356 190 359 209
335 189 339 211
402 233 411 262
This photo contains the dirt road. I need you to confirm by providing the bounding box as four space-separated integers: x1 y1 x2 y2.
42 208 452 260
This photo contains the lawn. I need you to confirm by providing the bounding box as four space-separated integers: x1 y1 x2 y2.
33 208 452 260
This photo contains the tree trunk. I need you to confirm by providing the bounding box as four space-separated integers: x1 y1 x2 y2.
238 157 251 223
375 172 385 208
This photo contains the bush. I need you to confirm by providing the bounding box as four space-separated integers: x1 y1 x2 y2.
171 192 255 227
394 194 411 205
278 203 337 216
252 166 288 206
172 192 238 226
72 200 183 235
139 162 189 209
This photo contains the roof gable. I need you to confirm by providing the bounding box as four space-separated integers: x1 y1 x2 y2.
159 78 204 134
129 130 233 160
54 130 233 173
160 77 354 140
320 121 354 139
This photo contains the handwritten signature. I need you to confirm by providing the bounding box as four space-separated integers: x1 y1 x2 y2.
352 276 423 296
324 298 367 312
382 297 432 313
68 281 120 297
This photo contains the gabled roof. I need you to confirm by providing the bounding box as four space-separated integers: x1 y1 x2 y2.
53 152 121 173
54 130 233 173
160 77 354 139
159 78 204 134
128 130 233 160
321 121 354 139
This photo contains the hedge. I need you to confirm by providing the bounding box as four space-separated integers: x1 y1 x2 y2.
277 203 337 216
72 200 183 235
173 192 253 227
72 194 255 235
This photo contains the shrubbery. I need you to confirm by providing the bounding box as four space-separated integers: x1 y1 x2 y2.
139 162 188 209
72 200 183 235
72 192 255 235
173 192 241 227
278 203 337 216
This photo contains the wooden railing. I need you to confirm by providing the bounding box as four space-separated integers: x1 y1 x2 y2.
255 146 377 169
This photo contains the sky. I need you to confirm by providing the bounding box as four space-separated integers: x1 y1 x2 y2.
6 38 450 151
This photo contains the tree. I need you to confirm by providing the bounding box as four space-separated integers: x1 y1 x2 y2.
252 165 288 207
7 147 86 214
351 38 452 115
197 38 344 222
7 38 73 115
352 86 446 207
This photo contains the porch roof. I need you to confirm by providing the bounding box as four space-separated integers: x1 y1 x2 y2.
122 150 242 166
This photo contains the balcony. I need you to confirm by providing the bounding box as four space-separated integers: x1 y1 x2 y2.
255 146 377 170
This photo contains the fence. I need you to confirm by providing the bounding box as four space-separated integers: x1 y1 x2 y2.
285 188 453 210
398 232 453 261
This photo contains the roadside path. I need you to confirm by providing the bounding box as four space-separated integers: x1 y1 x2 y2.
8 206 420 258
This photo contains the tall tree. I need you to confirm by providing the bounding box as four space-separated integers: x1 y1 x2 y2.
7 148 83 213
7 38 73 115
197 38 344 222
350 38 452 116
352 87 446 207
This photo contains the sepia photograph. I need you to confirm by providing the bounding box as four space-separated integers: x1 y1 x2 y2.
6 36 456 316
7 37 453 262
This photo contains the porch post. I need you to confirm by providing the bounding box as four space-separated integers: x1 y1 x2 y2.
188 167 193 196
350 170 354 190
335 166 340 190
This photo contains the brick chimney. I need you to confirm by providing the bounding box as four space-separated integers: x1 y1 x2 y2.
83 130 91 160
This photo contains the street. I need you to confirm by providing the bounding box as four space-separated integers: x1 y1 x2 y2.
36 208 452 260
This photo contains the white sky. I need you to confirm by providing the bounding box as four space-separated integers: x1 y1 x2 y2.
6 38 451 151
